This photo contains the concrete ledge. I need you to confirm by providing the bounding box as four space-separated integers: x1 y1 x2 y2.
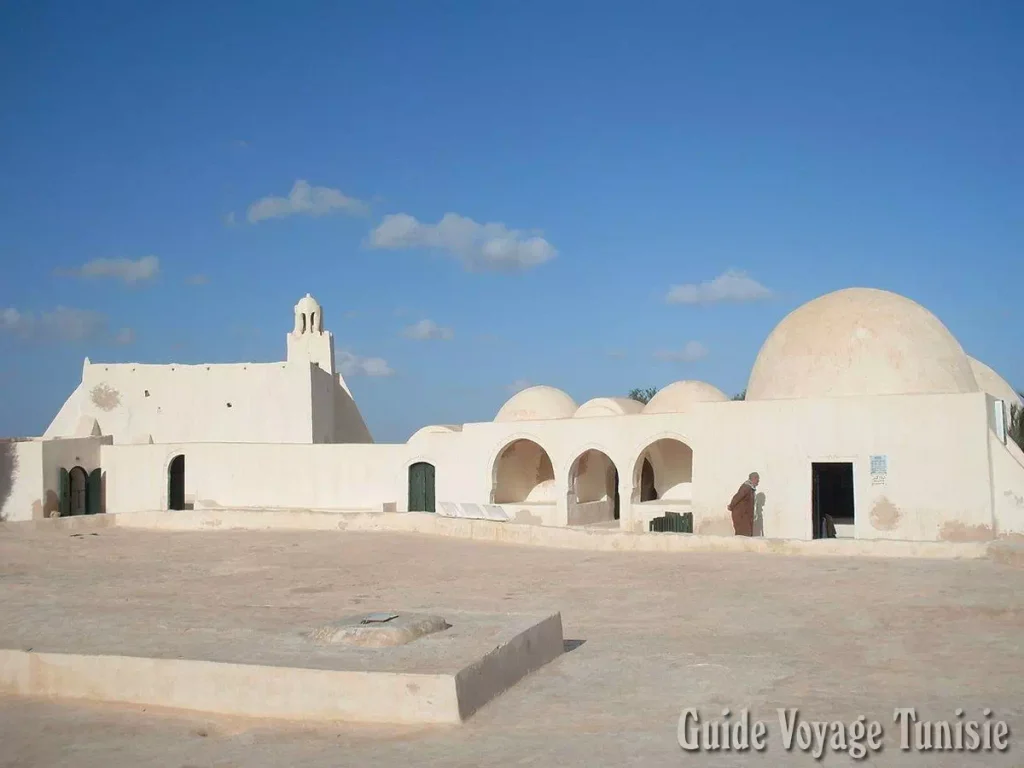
103 509 993 561
0 612 564 725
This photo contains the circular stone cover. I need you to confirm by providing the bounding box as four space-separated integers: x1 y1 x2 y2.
309 613 450 647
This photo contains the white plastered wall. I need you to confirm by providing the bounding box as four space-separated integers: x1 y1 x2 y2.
97 391 1000 543
102 442 404 514
0 439 43 522
45 361 315 445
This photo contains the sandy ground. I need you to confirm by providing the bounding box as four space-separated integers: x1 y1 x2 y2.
1 525 1022 767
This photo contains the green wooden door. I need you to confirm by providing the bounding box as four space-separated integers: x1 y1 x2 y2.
408 462 436 513
87 468 102 515
59 468 70 517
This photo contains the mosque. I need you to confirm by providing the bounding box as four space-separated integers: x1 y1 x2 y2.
1 287 1022 544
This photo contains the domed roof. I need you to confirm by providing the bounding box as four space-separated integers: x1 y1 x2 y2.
746 288 979 401
408 424 463 443
574 397 644 418
296 293 321 312
495 385 578 422
643 380 729 414
968 357 1022 407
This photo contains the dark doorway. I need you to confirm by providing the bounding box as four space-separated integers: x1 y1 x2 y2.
168 454 186 511
88 468 102 514
811 462 854 539
640 458 657 502
408 462 436 513
613 468 620 520
68 466 88 516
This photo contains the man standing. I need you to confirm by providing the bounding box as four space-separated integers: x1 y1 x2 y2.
728 472 759 537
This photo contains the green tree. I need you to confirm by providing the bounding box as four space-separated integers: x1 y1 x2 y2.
627 387 658 404
732 389 746 401
1010 395 1024 452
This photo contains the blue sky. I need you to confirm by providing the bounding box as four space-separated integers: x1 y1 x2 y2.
1 1 1021 442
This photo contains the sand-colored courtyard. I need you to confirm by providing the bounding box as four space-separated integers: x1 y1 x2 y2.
1 525 1022 767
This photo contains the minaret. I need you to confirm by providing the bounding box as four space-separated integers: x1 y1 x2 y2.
286 293 336 374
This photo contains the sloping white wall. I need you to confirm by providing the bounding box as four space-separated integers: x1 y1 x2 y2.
0 439 43 522
45 361 315 445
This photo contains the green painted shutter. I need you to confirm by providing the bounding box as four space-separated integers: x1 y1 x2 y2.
87 468 102 515
59 468 70 517
424 463 435 514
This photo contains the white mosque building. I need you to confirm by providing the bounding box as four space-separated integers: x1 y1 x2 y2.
1 288 1022 545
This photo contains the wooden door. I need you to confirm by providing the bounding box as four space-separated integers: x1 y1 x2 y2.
408 462 435 513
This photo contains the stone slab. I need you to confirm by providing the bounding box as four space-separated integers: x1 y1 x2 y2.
0 612 564 725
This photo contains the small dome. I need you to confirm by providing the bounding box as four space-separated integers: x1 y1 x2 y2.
408 424 463 442
495 385 577 422
644 381 729 414
574 397 644 418
296 293 321 313
969 357 1023 407
747 288 978 401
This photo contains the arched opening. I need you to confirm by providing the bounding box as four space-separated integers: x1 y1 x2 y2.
408 462 436 513
168 454 186 511
632 438 693 527
567 449 619 526
640 458 656 502
68 466 88 516
492 439 555 506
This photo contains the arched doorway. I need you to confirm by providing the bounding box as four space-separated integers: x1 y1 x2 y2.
567 449 619 526
168 454 185 511
492 439 555 504
632 438 693 526
408 462 436 513
68 466 88 516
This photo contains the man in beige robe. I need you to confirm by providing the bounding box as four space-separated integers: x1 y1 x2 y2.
728 472 759 537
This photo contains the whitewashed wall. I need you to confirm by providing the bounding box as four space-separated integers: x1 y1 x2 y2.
0 439 43 522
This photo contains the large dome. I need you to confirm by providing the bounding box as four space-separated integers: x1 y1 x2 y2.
644 380 729 414
495 385 578 422
746 288 979 401
969 357 1022 407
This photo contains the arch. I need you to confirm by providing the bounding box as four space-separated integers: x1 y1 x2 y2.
491 438 556 504
566 449 619 525
68 466 88 516
408 461 436 513
168 454 185 511
631 437 693 505
639 458 656 501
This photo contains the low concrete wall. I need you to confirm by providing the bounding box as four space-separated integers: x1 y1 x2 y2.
102 509 991 560
0 650 459 724
0 612 564 725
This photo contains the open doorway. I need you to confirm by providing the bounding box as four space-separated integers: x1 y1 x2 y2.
68 466 88 516
168 454 185 511
811 462 854 539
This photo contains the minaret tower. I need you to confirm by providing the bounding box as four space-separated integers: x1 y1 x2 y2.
286 293 336 374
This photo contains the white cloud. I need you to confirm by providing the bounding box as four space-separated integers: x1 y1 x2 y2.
114 327 136 345
666 269 772 305
1 306 108 343
186 274 209 286
369 212 557 272
247 180 369 223
223 212 237 227
338 350 394 377
606 348 627 359
654 341 709 363
56 255 160 285
402 319 453 341
507 378 533 393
